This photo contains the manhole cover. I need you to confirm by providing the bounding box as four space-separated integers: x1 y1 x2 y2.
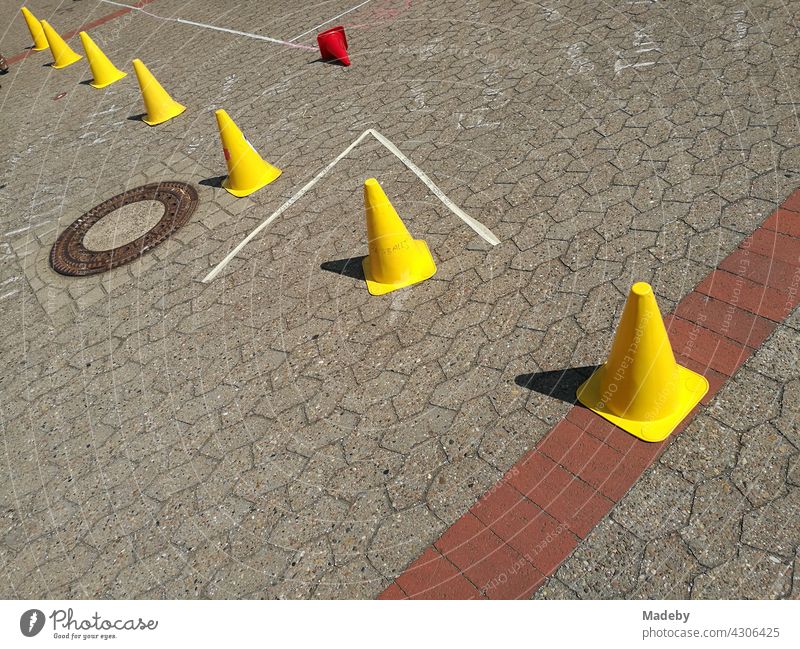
50 182 199 276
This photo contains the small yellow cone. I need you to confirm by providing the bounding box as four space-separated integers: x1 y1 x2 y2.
21 7 48 51
132 58 185 126
79 32 126 88
214 109 281 197
361 178 437 295
41 20 82 69
576 282 708 442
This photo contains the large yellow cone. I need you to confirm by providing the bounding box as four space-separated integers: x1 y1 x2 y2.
576 282 708 443
361 178 437 295
41 20 82 69
79 32 126 88
21 7 48 51
132 58 185 126
214 109 281 197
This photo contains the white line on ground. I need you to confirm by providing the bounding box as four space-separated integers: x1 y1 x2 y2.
202 129 500 283
99 0 316 50
0 289 19 301
369 130 501 246
289 0 373 42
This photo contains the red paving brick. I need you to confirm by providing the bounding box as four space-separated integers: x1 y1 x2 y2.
743 228 800 265
380 190 800 600
566 406 639 453
673 291 776 348
720 247 799 291
544 477 614 539
395 547 482 600
664 315 754 376
435 513 544 599
763 207 800 238
783 190 800 213
469 483 578 575
695 269 795 322
506 450 575 504
538 420 625 491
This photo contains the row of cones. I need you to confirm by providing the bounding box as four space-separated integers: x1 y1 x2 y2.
22 9 707 445
19 8 349 197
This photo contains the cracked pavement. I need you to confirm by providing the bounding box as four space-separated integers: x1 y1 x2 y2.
0 0 798 599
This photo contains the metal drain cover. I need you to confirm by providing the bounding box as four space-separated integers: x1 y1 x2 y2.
50 182 199 277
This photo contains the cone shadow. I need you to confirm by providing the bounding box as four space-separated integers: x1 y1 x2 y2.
515 366 598 405
321 256 366 281
199 176 226 189
308 57 348 66
127 113 147 122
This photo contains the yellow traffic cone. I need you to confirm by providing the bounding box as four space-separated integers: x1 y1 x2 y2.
79 32 126 88
132 58 185 126
576 282 708 442
361 178 437 295
41 20 82 69
214 109 281 197
21 7 48 51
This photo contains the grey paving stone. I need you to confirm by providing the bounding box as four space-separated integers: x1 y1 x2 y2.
732 423 796 507
632 533 703 600
681 476 748 569
556 518 646 599
611 465 694 541
692 548 792 599
741 488 800 558
661 415 740 484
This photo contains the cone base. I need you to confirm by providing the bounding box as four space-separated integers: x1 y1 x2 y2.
51 53 82 69
90 70 127 89
362 240 437 296
32 44 48 52
576 364 708 443
142 103 186 126
221 166 281 197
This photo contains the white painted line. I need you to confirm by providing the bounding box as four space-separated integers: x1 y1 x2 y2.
289 0 373 42
99 0 316 51
0 289 19 301
369 129 501 246
202 130 373 283
614 60 656 74
202 129 500 283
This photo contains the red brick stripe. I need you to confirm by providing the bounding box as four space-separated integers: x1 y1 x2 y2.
380 188 800 600
7 0 157 66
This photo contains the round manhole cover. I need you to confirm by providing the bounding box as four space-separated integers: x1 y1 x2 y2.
50 182 199 277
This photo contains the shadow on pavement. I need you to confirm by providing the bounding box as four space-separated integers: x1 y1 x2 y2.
515 365 598 405
321 256 366 281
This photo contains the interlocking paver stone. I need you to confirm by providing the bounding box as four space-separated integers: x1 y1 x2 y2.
2 0 799 600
